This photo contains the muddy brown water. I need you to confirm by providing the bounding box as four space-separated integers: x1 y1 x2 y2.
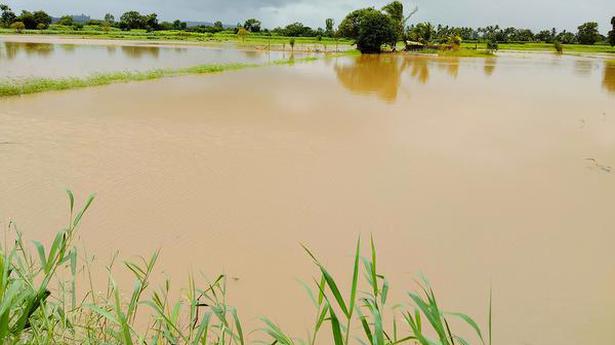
1 46 615 344
0 36 303 79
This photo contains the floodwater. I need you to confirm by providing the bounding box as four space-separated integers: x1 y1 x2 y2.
0 36 297 79
1 48 615 345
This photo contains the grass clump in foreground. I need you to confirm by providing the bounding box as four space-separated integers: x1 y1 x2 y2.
0 56 320 97
1 192 493 345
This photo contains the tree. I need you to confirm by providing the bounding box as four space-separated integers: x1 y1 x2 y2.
535 30 554 43
243 18 261 32
119 11 144 30
214 21 223 30
32 10 51 29
325 18 334 37
143 13 158 31
339 8 396 53
17 11 36 29
608 16 615 47
576 22 600 45
382 1 418 48
1 3 16 27
104 13 115 24
57 15 74 26
172 19 187 30
10 20 24 33
382 1 404 43
408 22 434 43
556 30 577 44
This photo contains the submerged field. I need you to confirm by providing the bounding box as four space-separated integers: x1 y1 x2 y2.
1 39 615 344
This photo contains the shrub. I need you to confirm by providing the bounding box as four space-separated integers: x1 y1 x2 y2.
289 37 296 51
486 39 498 53
10 21 25 33
554 40 563 54
448 34 462 49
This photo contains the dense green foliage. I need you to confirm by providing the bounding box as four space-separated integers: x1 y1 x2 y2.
609 16 615 47
243 18 261 32
338 8 396 53
0 193 492 345
576 22 601 45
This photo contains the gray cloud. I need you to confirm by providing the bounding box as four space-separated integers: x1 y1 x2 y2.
3 0 614 33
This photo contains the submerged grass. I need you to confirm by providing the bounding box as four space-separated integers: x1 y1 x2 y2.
0 56 320 97
1 192 493 345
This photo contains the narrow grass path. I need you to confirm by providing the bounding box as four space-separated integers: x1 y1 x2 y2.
0 56 319 97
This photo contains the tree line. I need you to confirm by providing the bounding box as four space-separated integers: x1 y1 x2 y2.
1 2 614 52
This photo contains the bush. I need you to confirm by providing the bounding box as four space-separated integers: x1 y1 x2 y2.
10 21 25 33
486 39 498 53
448 34 462 49
554 40 563 54
289 37 296 50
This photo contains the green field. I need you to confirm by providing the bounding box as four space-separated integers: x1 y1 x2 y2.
3 27 614 55
0 26 354 50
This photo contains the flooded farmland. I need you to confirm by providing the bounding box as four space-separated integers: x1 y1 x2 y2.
1 39 615 345
0 36 299 79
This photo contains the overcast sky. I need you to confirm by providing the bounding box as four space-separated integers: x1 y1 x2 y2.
3 0 614 33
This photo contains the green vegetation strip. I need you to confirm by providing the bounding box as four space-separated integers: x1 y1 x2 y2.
0 56 319 97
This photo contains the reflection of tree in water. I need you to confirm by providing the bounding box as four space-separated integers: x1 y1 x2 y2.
106 45 117 55
242 50 259 60
434 57 460 79
403 56 430 84
1 42 55 60
334 54 498 102
603 61 615 95
574 59 594 76
483 57 496 77
60 44 76 53
334 54 404 102
120 46 160 59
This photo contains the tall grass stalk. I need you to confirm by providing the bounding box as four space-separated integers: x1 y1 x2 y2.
1 193 493 344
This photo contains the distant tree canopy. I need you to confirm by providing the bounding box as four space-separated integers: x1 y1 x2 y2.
338 7 396 53
104 13 115 23
576 22 600 45
273 22 315 37
119 11 158 31
57 15 74 26
14 10 51 29
243 18 261 32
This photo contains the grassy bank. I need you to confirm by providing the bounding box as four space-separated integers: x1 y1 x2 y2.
461 41 615 54
0 57 319 97
3 28 615 55
0 192 492 345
